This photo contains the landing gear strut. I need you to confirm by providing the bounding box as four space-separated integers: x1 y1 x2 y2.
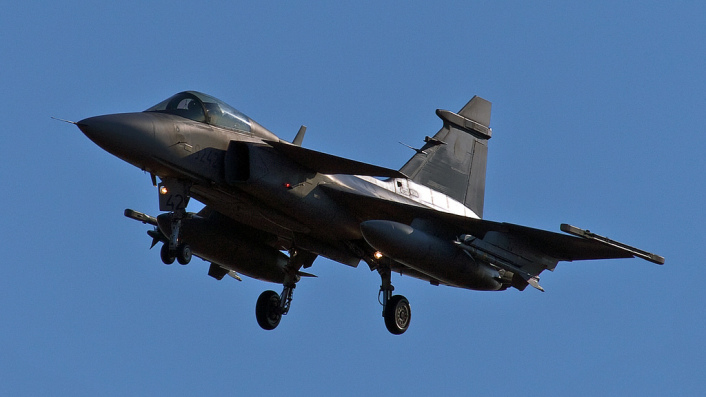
255 249 316 331
378 265 411 335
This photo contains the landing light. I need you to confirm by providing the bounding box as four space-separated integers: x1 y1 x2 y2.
374 251 384 260
160 186 169 195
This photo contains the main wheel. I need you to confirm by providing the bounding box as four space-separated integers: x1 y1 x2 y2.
384 295 411 335
256 290 282 330
176 243 192 265
160 244 175 265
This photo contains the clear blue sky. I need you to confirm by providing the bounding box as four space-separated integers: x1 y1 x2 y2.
1 1 704 395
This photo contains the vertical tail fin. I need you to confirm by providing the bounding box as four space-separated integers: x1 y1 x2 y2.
400 96 492 218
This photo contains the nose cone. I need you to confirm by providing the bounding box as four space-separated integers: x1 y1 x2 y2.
77 112 155 166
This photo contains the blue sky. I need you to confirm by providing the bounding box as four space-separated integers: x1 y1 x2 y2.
1 1 704 395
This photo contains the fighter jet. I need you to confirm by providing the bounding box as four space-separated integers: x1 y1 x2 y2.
73 91 664 335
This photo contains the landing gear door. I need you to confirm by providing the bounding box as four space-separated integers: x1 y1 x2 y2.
158 179 191 212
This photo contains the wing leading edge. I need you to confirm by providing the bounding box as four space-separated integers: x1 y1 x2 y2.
265 139 406 178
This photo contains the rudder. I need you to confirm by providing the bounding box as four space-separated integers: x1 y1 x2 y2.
400 96 492 218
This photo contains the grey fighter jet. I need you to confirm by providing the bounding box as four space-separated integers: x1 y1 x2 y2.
74 91 664 334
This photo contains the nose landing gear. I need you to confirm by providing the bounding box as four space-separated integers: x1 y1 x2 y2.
156 210 193 266
157 179 193 265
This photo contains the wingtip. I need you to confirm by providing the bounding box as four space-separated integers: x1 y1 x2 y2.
561 223 665 265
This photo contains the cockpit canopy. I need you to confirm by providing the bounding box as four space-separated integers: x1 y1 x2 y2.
145 91 252 133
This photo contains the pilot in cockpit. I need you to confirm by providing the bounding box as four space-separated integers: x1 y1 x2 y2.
173 97 205 122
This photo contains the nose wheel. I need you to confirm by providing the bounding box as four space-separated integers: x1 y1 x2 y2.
176 243 192 264
159 242 192 265
160 243 175 265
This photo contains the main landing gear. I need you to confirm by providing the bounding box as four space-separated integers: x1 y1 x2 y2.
255 249 317 331
378 265 411 335
254 259 411 334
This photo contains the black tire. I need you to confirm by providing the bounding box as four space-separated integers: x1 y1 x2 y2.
384 295 411 335
176 243 192 265
256 290 282 330
160 244 175 265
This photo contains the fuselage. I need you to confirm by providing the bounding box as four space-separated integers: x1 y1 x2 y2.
78 110 479 244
